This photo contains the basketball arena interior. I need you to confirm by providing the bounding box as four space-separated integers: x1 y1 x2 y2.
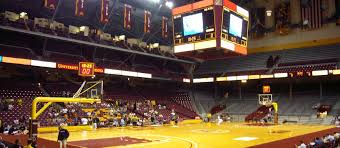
0 0 340 148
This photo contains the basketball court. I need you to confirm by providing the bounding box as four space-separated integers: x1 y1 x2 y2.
37 122 334 148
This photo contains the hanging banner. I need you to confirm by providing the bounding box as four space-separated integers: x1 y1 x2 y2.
144 10 151 33
124 4 132 30
75 0 86 16
100 0 110 23
44 0 58 9
162 16 168 38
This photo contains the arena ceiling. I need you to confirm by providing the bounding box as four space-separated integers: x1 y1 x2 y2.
0 0 250 46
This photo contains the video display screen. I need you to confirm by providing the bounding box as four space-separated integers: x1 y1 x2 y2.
229 14 243 38
222 8 248 46
183 13 204 36
173 7 215 44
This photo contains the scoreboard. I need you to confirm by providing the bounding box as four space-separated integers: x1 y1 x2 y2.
172 0 249 56
173 6 215 45
79 62 95 77
222 7 248 47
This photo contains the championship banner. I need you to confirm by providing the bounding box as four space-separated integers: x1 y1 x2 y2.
100 0 110 23
44 0 58 9
124 4 132 30
75 0 86 16
162 16 168 38
144 10 151 33
301 0 322 29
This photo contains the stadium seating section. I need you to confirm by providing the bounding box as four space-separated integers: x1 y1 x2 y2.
195 44 340 76
0 82 197 127
0 11 175 58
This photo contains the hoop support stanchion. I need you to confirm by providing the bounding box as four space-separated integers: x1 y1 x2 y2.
29 97 101 146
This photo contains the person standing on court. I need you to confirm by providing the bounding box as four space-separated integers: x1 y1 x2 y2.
57 126 69 148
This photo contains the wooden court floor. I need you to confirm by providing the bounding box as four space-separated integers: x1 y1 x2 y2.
38 123 334 148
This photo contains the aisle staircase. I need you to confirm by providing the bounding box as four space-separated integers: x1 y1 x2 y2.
245 105 271 122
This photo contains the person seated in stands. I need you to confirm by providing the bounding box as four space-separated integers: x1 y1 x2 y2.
323 135 329 144
170 111 179 125
314 137 323 146
8 104 13 111
131 115 138 126
120 118 125 127
334 132 340 140
61 108 68 116
308 141 316 148
18 116 27 125
7 125 17 135
113 116 119 127
0 136 8 148
13 119 19 126
16 99 22 106
296 140 307 148
16 123 28 135
2 124 10 134
150 113 156 125
81 117 88 125
86 111 91 118
13 139 22 148
0 121 3 134
335 132 340 147
158 114 164 125
327 133 335 142
335 117 340 127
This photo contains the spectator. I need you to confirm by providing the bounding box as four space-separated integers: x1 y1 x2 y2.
334 132 340 139
57 126 69 148
24 139 34 148
81 118 88 125
0 136 8 148
92 117 99 129
314 137 323 146
16 99 22 106
323 136 329 143
296 140 307 148
0 123 3 134
327 133 335 142
120 118 125 127
8 104 13 111
308 141 315 148
8 125 16 135
12 139 22 148
61 108 68 116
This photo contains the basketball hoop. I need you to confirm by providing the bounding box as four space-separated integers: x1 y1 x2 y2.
73 80 103 100
258 94 272 106
264 102 273 107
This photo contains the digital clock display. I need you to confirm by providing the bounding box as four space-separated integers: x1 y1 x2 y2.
78 62 95 77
